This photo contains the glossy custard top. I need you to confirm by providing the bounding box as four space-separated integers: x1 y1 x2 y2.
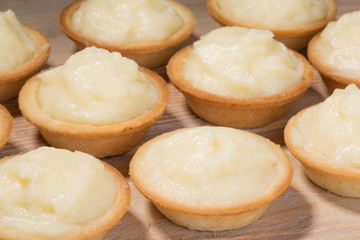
134 126 278 207
317 11 360 78
38 47 158 125
214 0 328 28
183 27 303 98
72 0 183 43
290 84 360 168
0 10 36 72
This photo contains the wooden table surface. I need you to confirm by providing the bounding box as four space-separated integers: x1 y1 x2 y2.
1 0 360 239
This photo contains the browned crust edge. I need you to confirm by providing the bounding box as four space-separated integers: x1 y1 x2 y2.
0 104 13 151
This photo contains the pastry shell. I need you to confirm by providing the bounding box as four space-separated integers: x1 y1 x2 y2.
0 25 50 103
59 0 196 68
167 45 313 128
206 0 338 51
18 67 169 158
0 104 12 151
0 152 131 240
285 107 360 198
307 33 359 93
130 127 293 231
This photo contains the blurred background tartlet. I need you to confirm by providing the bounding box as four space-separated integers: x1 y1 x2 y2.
60 0 196 68
207 0 337 50
308 10 360 93
0 10 50 103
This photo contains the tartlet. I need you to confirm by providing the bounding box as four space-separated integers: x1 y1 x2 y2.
0 147 131 240
167 45 313 128
19 65 169 158
59 0 196 68
130 126 293 231
307 34 351 93
284 85 360 197
0 104 12 151
0 25 50 103
207 0 337 50
308 11 360 93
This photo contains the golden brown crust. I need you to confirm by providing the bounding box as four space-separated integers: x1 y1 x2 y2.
284 108 360 198
0 104 13 151
18 67 170 158
130 127 293 230
167 45 313 128
0 25 50 103
207 0 338 50
59 0 196 68
307 33 360 93
0 154 130 240
155 204 268 231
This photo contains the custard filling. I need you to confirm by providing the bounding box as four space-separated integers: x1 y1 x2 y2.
38 47 158 125
214 0 328 28
0 10 36 72
136 126 278 208
317 11 360 78
183 27 303 98
0 147 117 237
72 0 183 43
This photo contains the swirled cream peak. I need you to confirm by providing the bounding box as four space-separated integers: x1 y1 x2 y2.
38 47 158 125
215 0 328 28
0 10 36 72
136 127 278 207
317 11 360 78
183 27 303 98
290 84 360 168
72 0 183 43
0 147 117 237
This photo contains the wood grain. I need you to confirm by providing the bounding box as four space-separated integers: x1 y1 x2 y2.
1 0 360 239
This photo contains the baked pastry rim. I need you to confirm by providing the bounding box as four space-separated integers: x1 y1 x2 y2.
0 104 12 151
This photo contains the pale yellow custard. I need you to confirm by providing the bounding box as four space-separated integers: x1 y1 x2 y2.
134 126 278 207
38 47 158 125
0 147 117 238
182 27 303 98
72 0 183 43
0 10 36 72
214 0 328 28
317 11 360 79
290 84 360 168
